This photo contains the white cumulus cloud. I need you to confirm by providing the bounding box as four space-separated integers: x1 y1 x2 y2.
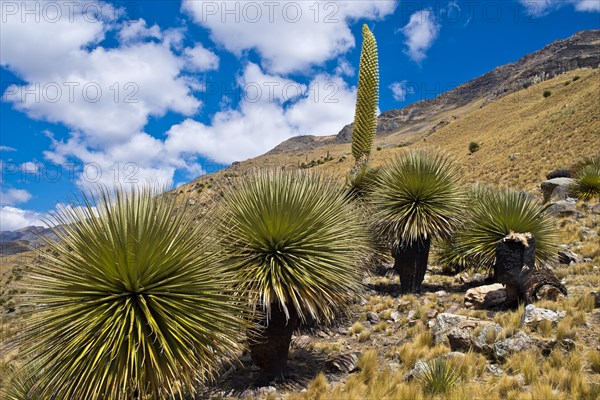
519 0 600 15
182 0 396 74
184 43 220 72
389 80 414 102
0 188 33 206
0 206 44 231
400 9 440 64
164 63 357 163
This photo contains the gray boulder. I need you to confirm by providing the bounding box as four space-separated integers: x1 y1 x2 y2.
493 331 537 360
464 284 507 309
592 291 600 308
325 352 361 373
520 304 565 327
558 250 581 265
541 177 575 202
546 200 583 218
429 313 502 355
403 360 429 380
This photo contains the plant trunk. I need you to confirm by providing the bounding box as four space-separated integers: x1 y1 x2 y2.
392 237 431 293
249 304 299 383
495 233 567 305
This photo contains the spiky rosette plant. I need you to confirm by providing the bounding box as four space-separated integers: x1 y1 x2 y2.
16 187 246 400
371 150 466 293
457 186 559 268
217 169 370 381
0 363 41 400
571 163 600 201
350 24 379 179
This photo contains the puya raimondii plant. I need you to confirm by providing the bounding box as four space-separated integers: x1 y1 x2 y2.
349 24 379 183
15 187 246 399
217 169 370 382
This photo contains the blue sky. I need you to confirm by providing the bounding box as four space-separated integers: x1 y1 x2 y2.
1 0 599 230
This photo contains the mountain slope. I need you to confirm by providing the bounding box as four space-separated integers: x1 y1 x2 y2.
268 29 600 155
176 67 599 208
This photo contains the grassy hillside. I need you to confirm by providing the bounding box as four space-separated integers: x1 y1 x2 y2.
176 68 599 201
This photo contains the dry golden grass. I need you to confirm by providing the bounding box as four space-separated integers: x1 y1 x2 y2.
177 69 600 207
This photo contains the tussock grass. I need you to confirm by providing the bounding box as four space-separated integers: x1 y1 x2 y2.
505 350 541 385
588 349 600 374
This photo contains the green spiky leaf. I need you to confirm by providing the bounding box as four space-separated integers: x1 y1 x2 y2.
371 150 466 247
457 186 559 268
571 163 600 201
351 24 379 165
16 187 246 399
217 170 370 323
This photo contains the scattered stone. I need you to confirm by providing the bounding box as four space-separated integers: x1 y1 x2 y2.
388 362 400 372
447 321 502 355
540 177 575 202
426 308 438 319
508 154 518 161
429 313 466 344
487 364 504 377
457 272 471 284
257 386 277 396
390 311 401 322
464 283 507 309
583 257 593 263
560 338 576 351
397 300 411 310
558 250 581 265
367 311 380 324
442 351 465 360
446 305 460 314
325 352 361 374
546 169 572 180
592 203 600 214
591 291 600 308
403 360 429 380
240 354 252 363
409 320 424 328
407 310 416 320
521 304 565 327
435 290 448 297
187 198 197 205
515 373 526 387
429 313 501 355
546 201 583 218
493 331 537 360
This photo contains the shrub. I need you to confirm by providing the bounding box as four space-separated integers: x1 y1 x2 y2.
468 141 480 153
543 90 552 98
573 76 581 81
17 187 245 399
